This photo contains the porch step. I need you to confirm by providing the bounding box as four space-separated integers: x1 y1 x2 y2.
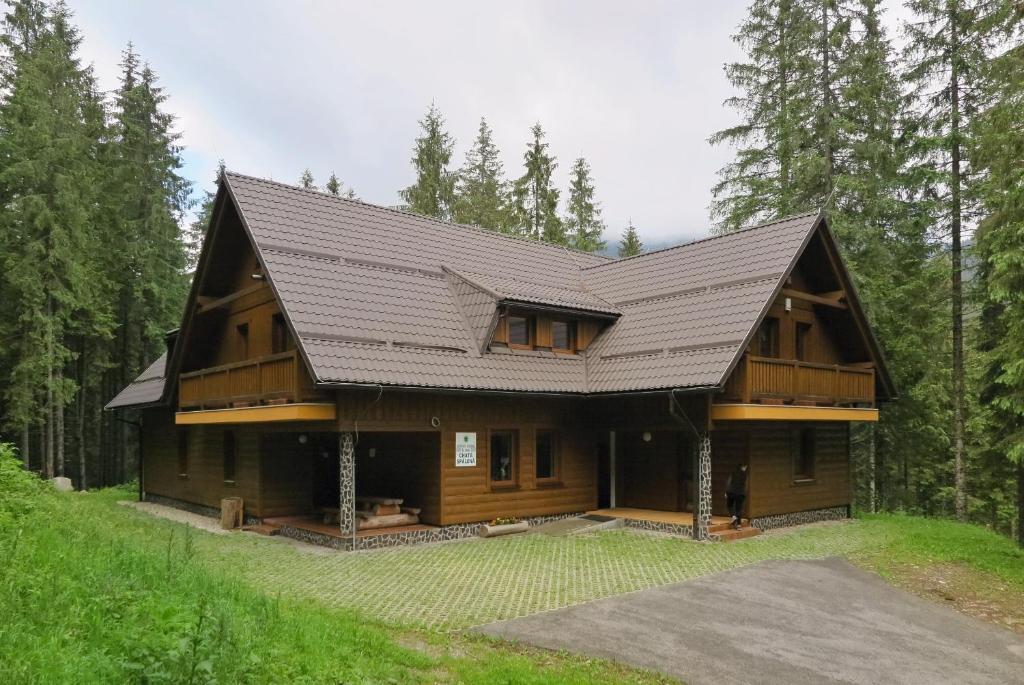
710 526 761 543
708 519 749 534
242 523 281 537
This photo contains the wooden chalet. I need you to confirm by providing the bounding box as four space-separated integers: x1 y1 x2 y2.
106 172 894 549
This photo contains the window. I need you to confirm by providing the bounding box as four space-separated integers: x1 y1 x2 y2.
794 428 815 481
550 320 576 353
236 323 249 359
508 315 533 348
177 430 189 477
489 430 518 487
223 430 237 483
535 430 559 482
272 313 288 354
795 322 812 361
757 317 779 357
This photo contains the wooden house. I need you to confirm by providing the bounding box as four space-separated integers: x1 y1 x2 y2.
107 172 894 548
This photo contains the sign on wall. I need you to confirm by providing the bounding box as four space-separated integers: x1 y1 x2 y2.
455 432 477 467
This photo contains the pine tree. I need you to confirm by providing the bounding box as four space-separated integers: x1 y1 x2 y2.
299 168 316 190
564 157 607 252
512 123 562 243
0 0 111 478
325 171 357 199
188 160 225 267
973 10 1024 544
904 0 992 521
452 117 509 231
618 220 643 258
400 103 456 220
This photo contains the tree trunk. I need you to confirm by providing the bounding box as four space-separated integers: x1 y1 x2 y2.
1017 459 1023 547
78 348 87 490
868 423 877 513
949 9 967 522
45 305 54 479
21 422 30 469
56 382 65 478
820 0 833 192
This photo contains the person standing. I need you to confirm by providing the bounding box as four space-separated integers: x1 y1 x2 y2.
725 463 748 530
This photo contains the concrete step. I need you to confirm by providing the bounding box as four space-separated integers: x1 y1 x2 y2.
709 519 750 534
243 523 281 536
710 526 761 543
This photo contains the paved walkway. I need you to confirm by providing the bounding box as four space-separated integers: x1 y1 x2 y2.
478 557 1024 684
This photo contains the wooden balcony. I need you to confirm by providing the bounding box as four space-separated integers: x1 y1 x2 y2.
178 350 323 410
721 354 875 407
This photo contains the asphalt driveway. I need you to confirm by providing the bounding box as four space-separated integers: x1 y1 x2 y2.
477 557 1024 684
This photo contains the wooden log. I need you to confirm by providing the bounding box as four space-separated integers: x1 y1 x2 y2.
356 495 403 506
372 503 402 516
220 497 243 530
355 513 419 530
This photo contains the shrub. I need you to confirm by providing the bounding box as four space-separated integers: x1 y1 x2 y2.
0 444 49 529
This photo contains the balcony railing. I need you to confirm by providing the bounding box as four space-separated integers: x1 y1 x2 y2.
722 354 875 407
178 350 322 410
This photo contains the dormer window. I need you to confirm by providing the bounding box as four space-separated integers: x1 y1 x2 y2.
551 319 576 353
508 315 534 348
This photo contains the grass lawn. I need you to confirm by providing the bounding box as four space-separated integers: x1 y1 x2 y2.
2 455 1022 683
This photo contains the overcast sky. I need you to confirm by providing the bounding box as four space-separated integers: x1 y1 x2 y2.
71 1 908 247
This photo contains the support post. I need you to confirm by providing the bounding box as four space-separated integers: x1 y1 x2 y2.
339 432 355 541
609 430 617 509
695 432 712 541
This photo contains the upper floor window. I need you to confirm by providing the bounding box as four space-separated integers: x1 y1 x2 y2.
236 323 249 359
795 322 812 361
508 315 534 348
272 313 288 354
757 317 779 358
551 320 576 353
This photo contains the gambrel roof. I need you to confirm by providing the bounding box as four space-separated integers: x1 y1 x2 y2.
107 171 894 408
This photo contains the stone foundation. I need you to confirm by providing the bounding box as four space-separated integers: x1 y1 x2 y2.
622 518 694 538
749 505 850 532
143 493 261 526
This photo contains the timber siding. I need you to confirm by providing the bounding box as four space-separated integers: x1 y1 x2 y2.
142 409 261 514
714 421 851 518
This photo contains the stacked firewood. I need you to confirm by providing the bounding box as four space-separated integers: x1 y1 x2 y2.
354 496 420 530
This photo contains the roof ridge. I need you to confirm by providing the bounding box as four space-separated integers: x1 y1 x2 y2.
582 210 821 270
223 170 613 263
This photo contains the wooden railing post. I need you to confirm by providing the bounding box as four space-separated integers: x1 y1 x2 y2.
741 354 752 404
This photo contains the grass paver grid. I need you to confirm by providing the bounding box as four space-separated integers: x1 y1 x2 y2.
186 520 876 630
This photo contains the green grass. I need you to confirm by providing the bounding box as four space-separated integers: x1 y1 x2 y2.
0 455 669 685
3 447 1021 683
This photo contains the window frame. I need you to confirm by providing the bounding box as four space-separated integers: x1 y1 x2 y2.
550 319 577 354
223 430 237 484
177 430 189 478
235 322 250 359
757 316 780 358
507 314 535 350
271 313 289 354
795 321 812 362
534 429 561 485
792 427 816 483
488 429 519 489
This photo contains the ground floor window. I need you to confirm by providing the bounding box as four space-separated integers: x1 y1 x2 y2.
177 430 189 477
535 430 559 483
793 427 815 482
223 430 237 483
490 430 517 487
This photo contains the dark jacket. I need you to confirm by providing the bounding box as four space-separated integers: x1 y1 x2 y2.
726 467 748 496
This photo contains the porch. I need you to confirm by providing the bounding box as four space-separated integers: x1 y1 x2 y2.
588 507 759 541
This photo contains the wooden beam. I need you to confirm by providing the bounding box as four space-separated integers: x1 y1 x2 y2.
781 288 848 309
175 402 336 425
818 289 846 301
710 404 878 422
196 283 267 314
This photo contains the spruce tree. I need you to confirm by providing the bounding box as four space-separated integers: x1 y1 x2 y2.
512 123 562 243
299 168 316 190
618 220 643 258
904 0 991 520
188 160 225 266
564 157 607 252
400 103 456 220
973 10 1024 543
452 117 509 231
325 171 357 199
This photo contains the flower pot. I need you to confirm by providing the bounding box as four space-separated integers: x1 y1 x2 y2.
478 521 530 538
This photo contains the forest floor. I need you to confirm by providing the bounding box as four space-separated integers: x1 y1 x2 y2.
2 477 1022 683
